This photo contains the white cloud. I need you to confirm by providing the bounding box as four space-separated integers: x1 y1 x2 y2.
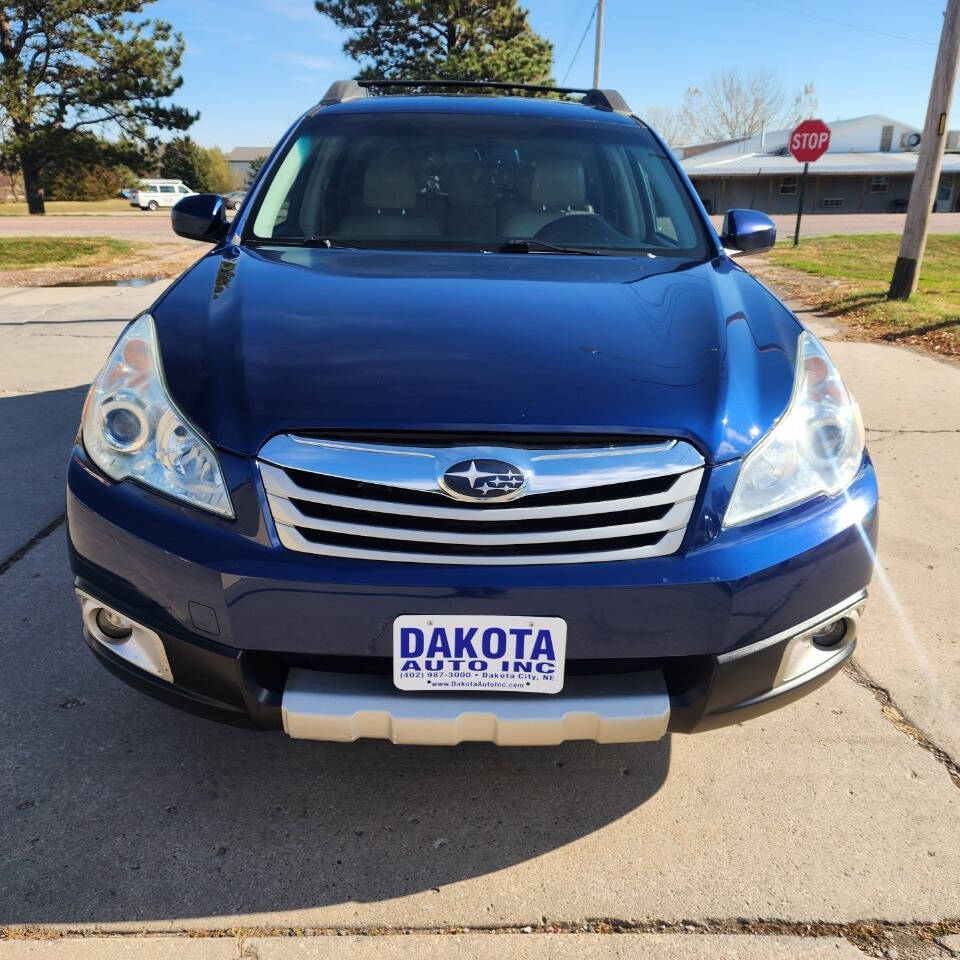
260 0 342 37
260 0 317 22
281 52 336 71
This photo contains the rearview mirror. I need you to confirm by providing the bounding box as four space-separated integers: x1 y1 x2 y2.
172 193 229 243
719 208 776 256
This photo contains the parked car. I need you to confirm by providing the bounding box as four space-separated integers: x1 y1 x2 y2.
68 80 877 746
223 190 246 211
130 179 194 211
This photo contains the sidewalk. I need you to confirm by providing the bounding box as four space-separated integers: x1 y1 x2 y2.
0 934 877 959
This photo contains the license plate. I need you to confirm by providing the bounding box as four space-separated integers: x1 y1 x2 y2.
393 615 567 694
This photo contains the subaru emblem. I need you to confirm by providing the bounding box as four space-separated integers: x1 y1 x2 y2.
439 458 528 502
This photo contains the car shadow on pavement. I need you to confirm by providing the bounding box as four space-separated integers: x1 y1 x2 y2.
0 386 90 564
2 591 671 924
0 386 671 925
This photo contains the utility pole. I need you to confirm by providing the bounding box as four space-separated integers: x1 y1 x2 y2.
889 0 960 300
593 0 605 88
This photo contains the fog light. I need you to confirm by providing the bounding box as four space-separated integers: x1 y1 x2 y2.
811 618 847 649
95 607 133 642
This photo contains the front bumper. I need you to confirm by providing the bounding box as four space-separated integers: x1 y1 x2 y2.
67 444 878 744
283 589 865 743
79 584 865 744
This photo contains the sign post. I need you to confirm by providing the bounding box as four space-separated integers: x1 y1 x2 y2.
793 163 809 247
788 118 831 246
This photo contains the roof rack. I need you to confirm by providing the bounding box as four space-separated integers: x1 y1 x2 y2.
315 78 633 115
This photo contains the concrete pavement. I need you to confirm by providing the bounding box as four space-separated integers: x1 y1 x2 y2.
0 282 958 956
0 285 154 560
0 283 172 324
0 934 871 958
798 308 960 761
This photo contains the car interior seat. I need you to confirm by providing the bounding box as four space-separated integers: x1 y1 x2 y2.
339 155 440 238
500 154 591 238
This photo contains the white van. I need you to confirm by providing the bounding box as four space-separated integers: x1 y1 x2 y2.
131 179 195 211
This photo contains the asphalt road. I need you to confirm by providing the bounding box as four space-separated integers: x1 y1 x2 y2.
0 211 178 242
711 211 960 237
1 210 960 245
0 280 958 958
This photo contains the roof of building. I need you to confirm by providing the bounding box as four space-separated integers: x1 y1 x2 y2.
678 115 901 155
679 113 960 177
228 147 271 162
684 150 960 178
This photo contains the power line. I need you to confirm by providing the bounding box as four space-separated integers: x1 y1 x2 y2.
741 0 937 46
554 0 593 66
562 3 598 85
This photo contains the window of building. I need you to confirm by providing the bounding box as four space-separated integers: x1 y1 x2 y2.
822 197 844 209
870 176 889 194
779 176 798 196
936 173 954 202
880 125 894 152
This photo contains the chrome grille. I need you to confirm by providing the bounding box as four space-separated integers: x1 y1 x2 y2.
258 435 705 565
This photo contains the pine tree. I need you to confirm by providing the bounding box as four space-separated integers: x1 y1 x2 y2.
0 2 195 213
315 0 553 84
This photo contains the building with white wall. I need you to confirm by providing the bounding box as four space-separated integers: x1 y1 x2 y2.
227 147 272 188
679 115 960 215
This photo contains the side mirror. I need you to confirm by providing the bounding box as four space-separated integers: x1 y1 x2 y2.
171 193 229 243
719 208 776 255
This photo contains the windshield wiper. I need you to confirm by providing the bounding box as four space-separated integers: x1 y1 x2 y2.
246 236 364 249
497 239 604 256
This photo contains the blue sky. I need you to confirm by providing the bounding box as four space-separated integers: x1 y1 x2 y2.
148 0 957 149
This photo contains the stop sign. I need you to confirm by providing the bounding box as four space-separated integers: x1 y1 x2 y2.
789 118 831 163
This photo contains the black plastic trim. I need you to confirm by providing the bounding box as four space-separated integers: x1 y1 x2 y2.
85 630 281 731
669 637 856 733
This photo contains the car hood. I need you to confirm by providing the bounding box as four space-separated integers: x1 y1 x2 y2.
153 246 802 463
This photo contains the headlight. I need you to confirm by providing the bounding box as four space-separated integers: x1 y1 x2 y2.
724 331 864 527
81 314 234 518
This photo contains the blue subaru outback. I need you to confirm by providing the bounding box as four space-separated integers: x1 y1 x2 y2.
67 80 877 745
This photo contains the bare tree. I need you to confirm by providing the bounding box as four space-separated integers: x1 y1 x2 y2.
643 105 694 148
679 69 818 144
785 82 819 128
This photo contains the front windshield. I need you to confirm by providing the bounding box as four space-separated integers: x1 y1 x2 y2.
247 110 709 258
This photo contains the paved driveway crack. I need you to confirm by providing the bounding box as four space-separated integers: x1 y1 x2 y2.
3 918 960 955
0 513 65 578
866 428 960 442
846 659 960 791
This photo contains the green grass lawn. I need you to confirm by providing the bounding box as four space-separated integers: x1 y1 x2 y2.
767 234 960 356
0 198 135 216
0 236 138 270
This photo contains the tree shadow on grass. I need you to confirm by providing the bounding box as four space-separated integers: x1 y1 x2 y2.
817 291 887 318
880 315 960 341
